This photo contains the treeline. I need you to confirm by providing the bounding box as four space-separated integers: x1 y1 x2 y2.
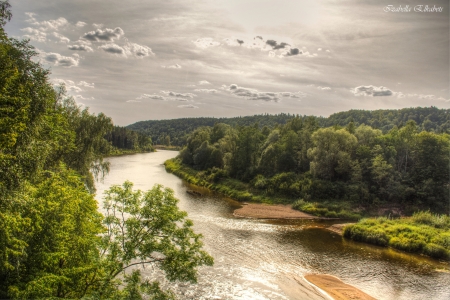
104 125 153 152
0 3 209 298
127 113 298 146
128 107 450 147
324 107 450 133
177 117 449 216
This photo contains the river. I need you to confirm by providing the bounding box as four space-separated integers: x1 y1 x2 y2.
95 151 450 300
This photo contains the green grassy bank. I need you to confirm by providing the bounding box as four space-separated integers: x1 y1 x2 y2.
343 211 450 260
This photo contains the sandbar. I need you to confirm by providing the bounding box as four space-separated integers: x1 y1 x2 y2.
233 203 318 219
304 274 376 300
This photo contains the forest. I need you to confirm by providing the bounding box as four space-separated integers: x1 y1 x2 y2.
171 117 449 217
128 107 450 146
0 2 211 298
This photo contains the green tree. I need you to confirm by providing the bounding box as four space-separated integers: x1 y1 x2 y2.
96 181 213 298
307 128 357 180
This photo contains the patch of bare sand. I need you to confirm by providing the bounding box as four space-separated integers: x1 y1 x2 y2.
326 223 355 236
233 203 318 219
276 274 329 300
304 274 377 300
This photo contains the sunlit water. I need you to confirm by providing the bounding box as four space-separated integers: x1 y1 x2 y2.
95 151 450 300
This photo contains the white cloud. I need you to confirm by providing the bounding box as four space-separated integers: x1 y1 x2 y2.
99 42 154 58
194 89 219 93
75 95 95 100
167 64 182 69
126 100 141 103
78 81 95 88
92 23 104 28
193 38 220 49
178 104 198 109
221 84 305 102
136 94 166 100
52 32 70 43
32 17 68 31
99 43 126 56
161 91 196 100
199 80 210 85
123 42 154 58
68 44 94 52
76 21 87 27
41 52 80 67
351 85 393 97
82 27 124 42
317 86 331 91
21 27 46 42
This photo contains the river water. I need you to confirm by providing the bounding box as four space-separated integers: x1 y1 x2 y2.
95 151 450 300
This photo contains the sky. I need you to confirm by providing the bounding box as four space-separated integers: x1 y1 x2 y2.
5 0 450 125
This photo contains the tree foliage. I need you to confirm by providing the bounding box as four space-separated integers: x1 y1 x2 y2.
0 3 212 298
178 116 450 214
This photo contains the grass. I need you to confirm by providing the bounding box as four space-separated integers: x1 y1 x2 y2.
107 148 155 157
292 199 361 220
343 211 450 260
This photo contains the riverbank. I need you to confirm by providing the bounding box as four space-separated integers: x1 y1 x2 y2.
304 274 376 300
344 212 450 260
107 148 155 157
234 203 319 219
164 158 360 219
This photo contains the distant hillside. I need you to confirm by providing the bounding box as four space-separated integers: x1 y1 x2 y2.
127 107 450 146
127 113 302 145
323 107 450 132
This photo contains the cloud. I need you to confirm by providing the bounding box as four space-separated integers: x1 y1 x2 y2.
317 86 331 91
194 89 219 93
41 52 80 67
161 91 196 100
68 44 94 52
76 21 87 27
221 84 305 102
199 80 210 85
126 100 141 103
178 104 198 109
75 95 95 100
351 85 393 97
99 42 154 58
52 79 78 91
123 42 154 57
223 36 303 58
52 32 70 43
286 48 301 56
167 64 181 69
82 27 124 42
21 27 46 42
92 23 104 28
136 94 166 100
78 81 94 88
99 43 126 55
31 17 68 31
193 38 220 49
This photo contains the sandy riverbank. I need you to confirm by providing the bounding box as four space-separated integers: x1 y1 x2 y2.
304 274 377 300
326 223 355 235
233 203 319 219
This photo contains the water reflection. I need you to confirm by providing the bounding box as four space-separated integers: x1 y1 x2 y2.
95 151 450 300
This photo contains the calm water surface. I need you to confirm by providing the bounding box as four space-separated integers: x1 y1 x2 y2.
95 151 450 300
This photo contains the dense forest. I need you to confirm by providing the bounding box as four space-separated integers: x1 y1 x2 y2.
172 116 449 217
104 125 153 152
0 2 210 298
127 114 299 146
128 107 450 146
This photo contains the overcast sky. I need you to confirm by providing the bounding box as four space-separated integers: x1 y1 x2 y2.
5 0 450 125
